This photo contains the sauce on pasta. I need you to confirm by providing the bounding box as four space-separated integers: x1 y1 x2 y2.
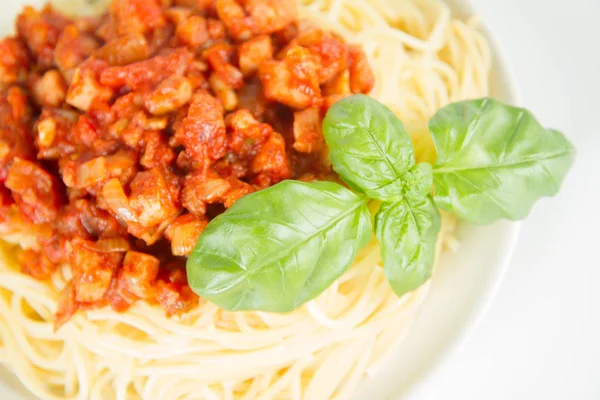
0 0 375 329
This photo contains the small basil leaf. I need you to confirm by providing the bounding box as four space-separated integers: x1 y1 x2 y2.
375 196 441 297
401 163 433 200
430 98 575 224
187 180 372 312
323 94 415 201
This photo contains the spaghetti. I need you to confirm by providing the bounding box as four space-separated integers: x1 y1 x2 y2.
0 0 490 398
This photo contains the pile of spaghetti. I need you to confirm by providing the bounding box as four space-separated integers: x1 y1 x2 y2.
0 0 490 398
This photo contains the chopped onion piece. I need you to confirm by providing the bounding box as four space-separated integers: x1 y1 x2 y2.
198 178 232 203
82 237 130 253
170 223 204 256
140 212 181 245
166 215 208 256
76 157 107 187
37 117 56 147
103 179 137 222
121 251 160 299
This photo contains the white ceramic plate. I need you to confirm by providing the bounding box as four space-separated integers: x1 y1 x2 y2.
0 0 521 398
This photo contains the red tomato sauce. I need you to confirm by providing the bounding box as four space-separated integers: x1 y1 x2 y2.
0 0 375 328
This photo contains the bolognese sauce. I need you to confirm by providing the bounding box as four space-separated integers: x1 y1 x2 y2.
0 0 375 328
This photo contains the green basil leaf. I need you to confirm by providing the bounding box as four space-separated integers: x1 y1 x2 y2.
375 196 441 297
187 180 372 312
430 98 575 224
323 94 415 201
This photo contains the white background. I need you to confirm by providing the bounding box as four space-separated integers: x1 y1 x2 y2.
417 0 600 398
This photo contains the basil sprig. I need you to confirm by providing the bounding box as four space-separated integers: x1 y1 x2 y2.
323 96 440 297
188 96 575 311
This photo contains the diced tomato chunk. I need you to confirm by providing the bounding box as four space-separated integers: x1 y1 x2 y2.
129 168 181 229
215 0 252 41
165 7 193 25
105 150 139 187
294 28 348 84
140 131 176 169
238 35 273 77
245 0 297 35
5 159 62 224
207 19 227 40
93 33 150 67
0 87 35 181
217 0 297 40
144 75 193 116
349 46 375 94
259 46 321 109
55 24 99 83
176 16 209 48
32 69 67 107
226 109 273 155
118 251 160 299
16 5 72 69
175 90 227 166
203 43 244 89
68 237 122 303
67 59 114 112
156 266 199 316
185 172 232 204
323 70 351 97
110 0 166 36
0 38 30 87
251 132 291 186
293 107 323 153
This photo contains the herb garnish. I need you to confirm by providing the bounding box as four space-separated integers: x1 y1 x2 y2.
187 95 575 310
